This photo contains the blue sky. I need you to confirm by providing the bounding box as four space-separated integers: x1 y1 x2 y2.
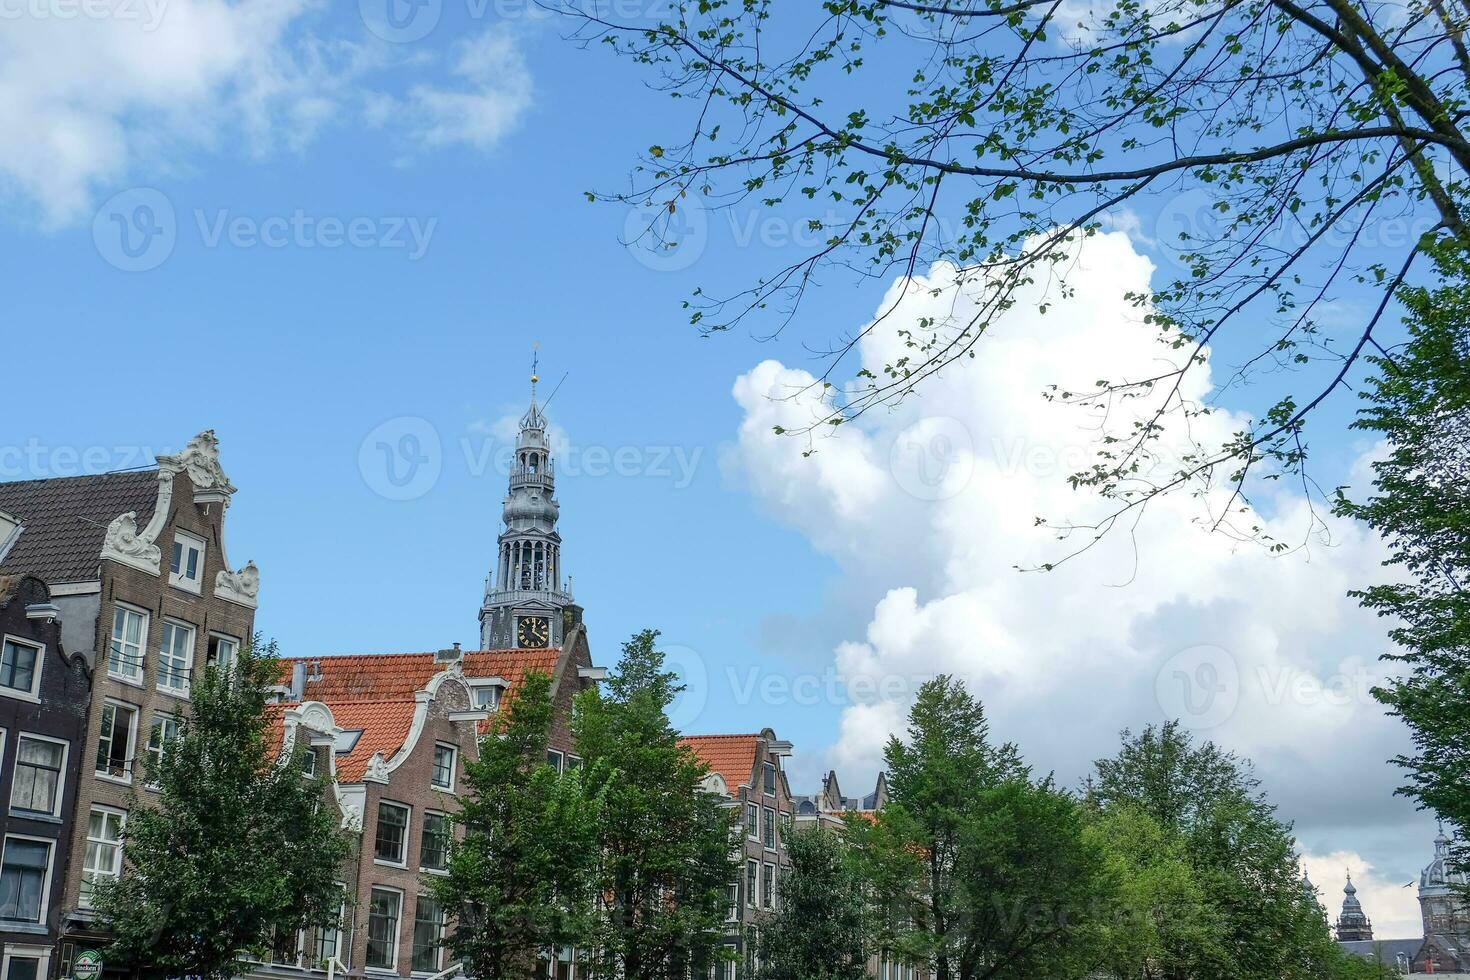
0 0 1448 935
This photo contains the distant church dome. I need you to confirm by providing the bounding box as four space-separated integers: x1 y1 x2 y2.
1335 873 1374 942
1422 830 1469 892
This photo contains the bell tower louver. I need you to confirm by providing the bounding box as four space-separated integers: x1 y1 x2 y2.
479 365 579 649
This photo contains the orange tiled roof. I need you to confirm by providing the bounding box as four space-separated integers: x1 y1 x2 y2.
680 734 761 794
322 699 419 781
267 649 568 782
282 649 563 701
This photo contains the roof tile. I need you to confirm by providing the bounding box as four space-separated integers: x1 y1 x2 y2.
0 470 160 583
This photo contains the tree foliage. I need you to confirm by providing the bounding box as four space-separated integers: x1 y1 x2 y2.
1087 722 1343 979
861 676 1119 980
432 670 602 980
1335 240 1470 891
754 827 870 980
557 0 1469 552
92 638 351 980
574 629 740 980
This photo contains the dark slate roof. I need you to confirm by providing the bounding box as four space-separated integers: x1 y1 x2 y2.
0 470 160 584
1337 938 1424 963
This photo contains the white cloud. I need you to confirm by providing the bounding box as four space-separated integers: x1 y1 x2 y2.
727 231 1421 861
0 3 532 225
404 30 532 151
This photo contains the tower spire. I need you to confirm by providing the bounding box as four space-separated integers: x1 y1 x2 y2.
480 355 577 650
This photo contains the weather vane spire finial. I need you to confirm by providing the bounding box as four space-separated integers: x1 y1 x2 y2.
531 342 540 400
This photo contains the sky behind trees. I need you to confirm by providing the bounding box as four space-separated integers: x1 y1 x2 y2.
0 0 1438 937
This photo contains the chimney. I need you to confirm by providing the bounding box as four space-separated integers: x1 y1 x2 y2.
290 661 307 700
435 642 464 664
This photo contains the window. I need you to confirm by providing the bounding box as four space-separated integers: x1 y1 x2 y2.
725 881 739 921
780 811 793 846
157 621 194 696
763 762 777 795
546 748 564 772
108 605 147 681
3 957 40 980
0 837 51 922
745 859 758 909
301 746 319 777
431 743 456 791
744 803 759 840
95 702 137 780
206 634 238 674
10 736 65 817
763 807 776 849
472 685 501 711
374 801 410 865
80 807 125 907
762 863 775 910
366 888 402 969
0 638 39 700
146 714 180 785
421 812 450 872
169 530 206 592
411 895 446 972
565 754 582 770
313 893 346 964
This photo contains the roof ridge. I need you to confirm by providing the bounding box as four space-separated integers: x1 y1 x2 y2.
0 467 160 490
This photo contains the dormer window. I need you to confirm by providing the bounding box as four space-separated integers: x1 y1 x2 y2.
470 683 504 711
170 531 206 593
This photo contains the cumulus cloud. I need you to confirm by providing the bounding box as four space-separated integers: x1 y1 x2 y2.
0 2 532 225
726 231 1424 869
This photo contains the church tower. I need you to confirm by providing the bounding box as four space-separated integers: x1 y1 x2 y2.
479 365 581 650
1334 874 1374 942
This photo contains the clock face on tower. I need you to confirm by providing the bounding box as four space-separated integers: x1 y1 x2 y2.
517 615 551 649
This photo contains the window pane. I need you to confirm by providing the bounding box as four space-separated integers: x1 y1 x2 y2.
366 890 401 968
421 813 449 871
11 738 62 814
412 895 444 971
0 641 36 693
0 839 49 922
375 803 408 863
5 957 39 980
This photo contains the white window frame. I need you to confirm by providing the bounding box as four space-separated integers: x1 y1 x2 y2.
431 743 456 792
107 603 148 685
410 892 446 974
420 810 451 875
373 801 411 868
311 885 348 966
745 859 759 909
95 700 138 784
0 946 52 980
763 806 777 851
156 619 194 698
364 886 403 972
205 633 239 675
146 714 180 788
168 530 206 593
79 806 126 909
745 802 759 841
0 637 42 704
762 862 775 911
9 733 67 819
0 834 54 924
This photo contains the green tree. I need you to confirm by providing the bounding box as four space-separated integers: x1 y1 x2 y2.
431 670 602 980
1335 241 1470 890
1083 807 1226 980
557 0 1469 555
92 638 351 980
1088 723 1341 979
754 827 869 980
863 676 1117 980
575 629 739 980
